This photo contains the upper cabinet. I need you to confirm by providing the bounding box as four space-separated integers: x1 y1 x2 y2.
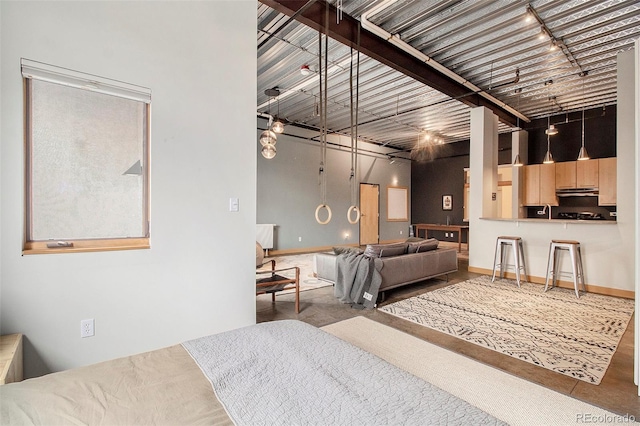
598 157 616 205
555 160 599 189
524 163 557 206
555 162 576 189
576 159 599 188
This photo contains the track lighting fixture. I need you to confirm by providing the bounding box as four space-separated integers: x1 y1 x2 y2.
526 4 584 74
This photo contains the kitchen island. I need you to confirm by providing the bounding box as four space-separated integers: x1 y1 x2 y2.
469 217 631 299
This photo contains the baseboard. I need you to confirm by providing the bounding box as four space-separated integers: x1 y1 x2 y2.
467 266 635 299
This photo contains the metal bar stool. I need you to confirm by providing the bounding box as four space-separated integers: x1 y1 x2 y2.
491 236 527 287
544 240 586 298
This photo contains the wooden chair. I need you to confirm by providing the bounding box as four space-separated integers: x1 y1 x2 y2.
256 259 300 313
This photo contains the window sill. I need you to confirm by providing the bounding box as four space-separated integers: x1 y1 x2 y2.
23 238 150 255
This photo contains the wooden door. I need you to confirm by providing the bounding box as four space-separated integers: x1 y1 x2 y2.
359 183 379 245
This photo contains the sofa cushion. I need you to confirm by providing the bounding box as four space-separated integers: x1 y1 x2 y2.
333 246 364 255
408 238 439 253
379 245 407 258
405 237 425 243
364 242 408 258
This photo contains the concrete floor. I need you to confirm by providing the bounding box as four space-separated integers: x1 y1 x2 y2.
257 259 639 418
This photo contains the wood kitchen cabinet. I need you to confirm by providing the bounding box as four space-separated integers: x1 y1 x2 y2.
555 162 576 189
598 157 616 205
576 159 599 188
524 163 557 206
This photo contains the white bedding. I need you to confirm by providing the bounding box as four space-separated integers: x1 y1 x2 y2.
183 320 505 425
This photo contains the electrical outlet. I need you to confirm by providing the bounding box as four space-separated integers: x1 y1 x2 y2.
81 319 95 338
298 236 302 242
400 230 403 235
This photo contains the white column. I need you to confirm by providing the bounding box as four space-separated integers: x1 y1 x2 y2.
511 130 528 219
618 44 638 394
469 107 499 269
633 40 639 394
469 107 498 220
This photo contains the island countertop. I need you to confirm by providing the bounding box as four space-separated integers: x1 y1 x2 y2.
479 217 617 224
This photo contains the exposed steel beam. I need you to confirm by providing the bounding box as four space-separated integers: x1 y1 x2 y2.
259 0 518 127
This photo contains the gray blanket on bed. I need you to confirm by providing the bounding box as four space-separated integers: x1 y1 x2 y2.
182 320 505 426
334 251 382 309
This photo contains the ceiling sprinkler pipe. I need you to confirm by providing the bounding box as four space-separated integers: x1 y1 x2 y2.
360 0 530 123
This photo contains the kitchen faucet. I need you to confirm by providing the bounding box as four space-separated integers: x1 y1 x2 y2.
538 204 552 220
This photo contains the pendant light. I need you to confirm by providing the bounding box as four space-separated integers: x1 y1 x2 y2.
545 124 558 136
260 93 278 159
543 116 554 164
512 89 523 167
513 153 523 167
272 92 284 134
577 79 590 161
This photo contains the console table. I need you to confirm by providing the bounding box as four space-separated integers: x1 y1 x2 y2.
414 224 469 253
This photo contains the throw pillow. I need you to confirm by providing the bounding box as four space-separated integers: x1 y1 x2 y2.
408 238 439 253
333 246 363 255
364 242 408 258
379 245 407 257
405 237 425 243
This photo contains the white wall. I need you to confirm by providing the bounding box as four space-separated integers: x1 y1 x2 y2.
0 1 257 377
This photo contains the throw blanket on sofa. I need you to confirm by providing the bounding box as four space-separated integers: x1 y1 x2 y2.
334 250 383 309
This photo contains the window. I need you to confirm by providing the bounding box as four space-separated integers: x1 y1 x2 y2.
22 59 150 254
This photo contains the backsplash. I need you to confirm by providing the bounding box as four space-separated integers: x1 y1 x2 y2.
526 196 616 221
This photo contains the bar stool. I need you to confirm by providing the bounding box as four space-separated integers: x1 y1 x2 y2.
544 240 585 298
491 236 527 287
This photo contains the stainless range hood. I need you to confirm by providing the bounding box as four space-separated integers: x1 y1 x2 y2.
556 188 599 197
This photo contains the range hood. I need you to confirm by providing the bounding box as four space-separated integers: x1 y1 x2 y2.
556 188 599 197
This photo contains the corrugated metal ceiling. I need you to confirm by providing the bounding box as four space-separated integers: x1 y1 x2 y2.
258 0 639 153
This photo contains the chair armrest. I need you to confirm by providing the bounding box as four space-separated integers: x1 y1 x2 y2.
257 259 276 270
257 266 299 276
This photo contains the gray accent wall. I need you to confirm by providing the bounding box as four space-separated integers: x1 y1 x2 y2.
257 122 411 250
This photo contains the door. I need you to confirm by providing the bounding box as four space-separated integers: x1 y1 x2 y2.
359 183 379 245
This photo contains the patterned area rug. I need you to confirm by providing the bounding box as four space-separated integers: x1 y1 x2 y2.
379 275 635 384
257 252 332 294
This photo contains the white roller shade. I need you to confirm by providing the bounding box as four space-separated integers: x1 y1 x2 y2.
21 58 151 103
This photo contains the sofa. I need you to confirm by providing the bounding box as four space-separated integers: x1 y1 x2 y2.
314 239 458 299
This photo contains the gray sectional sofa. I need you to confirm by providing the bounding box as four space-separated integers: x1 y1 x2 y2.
314 239 458 299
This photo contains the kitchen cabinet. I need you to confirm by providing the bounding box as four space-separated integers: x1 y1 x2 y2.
576 159 599 188
555 162 576 189
598 157 616 205
555 160 599 189
524 163 557 206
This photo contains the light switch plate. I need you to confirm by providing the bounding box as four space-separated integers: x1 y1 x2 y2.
229 198 239 212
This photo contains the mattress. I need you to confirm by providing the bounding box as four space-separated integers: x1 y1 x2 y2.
0 320 504 425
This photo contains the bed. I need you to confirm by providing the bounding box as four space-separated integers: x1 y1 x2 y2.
0 320 504 425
